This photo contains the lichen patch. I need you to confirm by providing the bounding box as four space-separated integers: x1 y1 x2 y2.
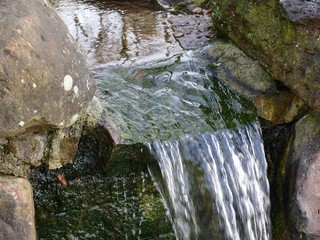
63 75 73 91
73 86 79 97
70 114 79 125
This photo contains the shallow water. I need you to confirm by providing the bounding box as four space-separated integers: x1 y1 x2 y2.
96 52 256 143
51 0 183 67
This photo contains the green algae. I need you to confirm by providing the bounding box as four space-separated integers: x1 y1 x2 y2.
32 137 174 239
208 0 320 110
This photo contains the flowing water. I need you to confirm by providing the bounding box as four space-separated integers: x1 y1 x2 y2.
147 124 270 240
35 0 271 239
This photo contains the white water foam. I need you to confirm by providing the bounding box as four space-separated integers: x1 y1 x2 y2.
147 123 271 240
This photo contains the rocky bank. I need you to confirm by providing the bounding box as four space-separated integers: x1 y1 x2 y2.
201 0 320 239
1 0 320 239
0 0 97 238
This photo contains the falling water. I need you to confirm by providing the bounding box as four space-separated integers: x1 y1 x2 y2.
147 123 271 240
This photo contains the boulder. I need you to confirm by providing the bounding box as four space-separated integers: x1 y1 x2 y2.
203 40 277 98
0 98 104 176
0 176 36 240
203 40 306 124
284 112 320 239
0 0 96 138
281 0 320 23
252 91 307 125
209 0 320 111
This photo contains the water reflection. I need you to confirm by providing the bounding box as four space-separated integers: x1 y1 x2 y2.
50 0 183 67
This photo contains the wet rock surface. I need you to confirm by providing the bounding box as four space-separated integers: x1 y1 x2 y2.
202 40 307 125
252 91 307 125
0 176 36 240
0 0 95 138
284 112 320 239
207 1 320 239
31 136 174 239
210 0 320 111
281 0 320 23
203 40 277 98
169 13 213 49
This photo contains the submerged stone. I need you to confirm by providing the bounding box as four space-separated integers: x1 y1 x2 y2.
168 13 213 50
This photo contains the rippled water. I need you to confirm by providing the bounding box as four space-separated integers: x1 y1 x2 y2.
51 0 183 67
96 52 256 143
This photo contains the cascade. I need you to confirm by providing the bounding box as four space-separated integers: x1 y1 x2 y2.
147 123 271 240
33 0 274 238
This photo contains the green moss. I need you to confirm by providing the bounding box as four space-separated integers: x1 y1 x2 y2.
104 143 155 176
282 24 296 44
32 139 174 239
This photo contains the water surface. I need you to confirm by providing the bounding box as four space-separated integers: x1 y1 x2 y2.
52 0 183 67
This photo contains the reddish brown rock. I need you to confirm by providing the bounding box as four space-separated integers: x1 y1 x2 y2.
0 176 36 240
287 112 320 239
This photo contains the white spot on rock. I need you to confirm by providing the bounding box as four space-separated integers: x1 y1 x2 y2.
34 110 38 114
70 114 79 125
59 121 64 127
18 121 25 127
73 86 79 97
21 79 25 84
32 83 37 88
86 78 90 90
63 75 73 91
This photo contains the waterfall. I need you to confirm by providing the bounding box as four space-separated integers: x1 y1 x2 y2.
147 123 271 240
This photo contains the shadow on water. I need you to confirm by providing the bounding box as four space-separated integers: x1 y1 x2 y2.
33 0 271 239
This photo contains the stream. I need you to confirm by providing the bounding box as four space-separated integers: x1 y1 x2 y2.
34 0 271 239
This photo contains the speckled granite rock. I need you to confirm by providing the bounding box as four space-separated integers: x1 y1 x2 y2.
0 0 98 176
281 0 320 23
284 112 320 239
0 0 95 138
0 175 36 240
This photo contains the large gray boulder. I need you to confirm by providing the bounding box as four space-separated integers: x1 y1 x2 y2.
0 0 99 177
0 0 96 138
